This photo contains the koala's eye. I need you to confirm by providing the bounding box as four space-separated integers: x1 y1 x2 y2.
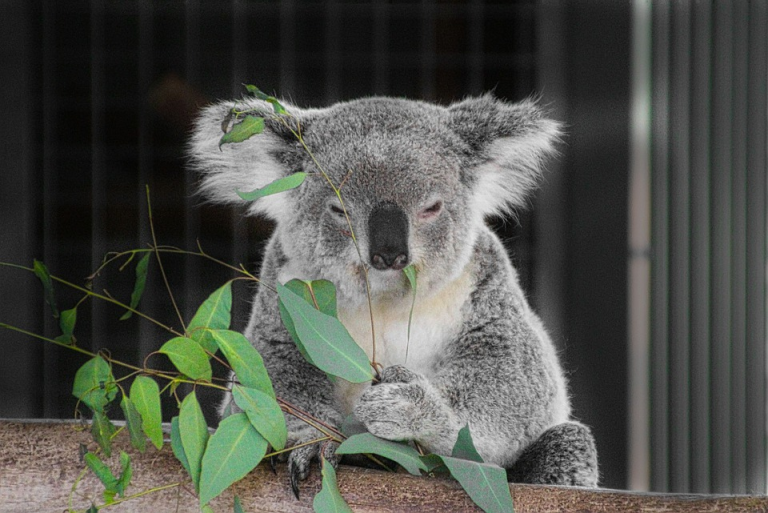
418 200 443 221
329 204 345 217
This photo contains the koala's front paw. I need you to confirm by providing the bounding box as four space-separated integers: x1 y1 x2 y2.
354 380 426 441
287 434 340 500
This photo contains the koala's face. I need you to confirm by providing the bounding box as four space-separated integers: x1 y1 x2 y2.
274 99 478 302
190 95 561 304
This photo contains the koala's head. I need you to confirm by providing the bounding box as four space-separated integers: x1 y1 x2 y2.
189 94 560 305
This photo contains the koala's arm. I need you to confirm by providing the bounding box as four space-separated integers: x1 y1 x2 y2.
355 231 569 469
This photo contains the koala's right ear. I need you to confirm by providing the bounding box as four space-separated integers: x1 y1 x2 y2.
188 98 315 220
448 94 562 218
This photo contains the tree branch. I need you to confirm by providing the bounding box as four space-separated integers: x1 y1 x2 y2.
0 420 765 513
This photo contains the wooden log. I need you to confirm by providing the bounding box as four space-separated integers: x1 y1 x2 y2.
0 420 766 512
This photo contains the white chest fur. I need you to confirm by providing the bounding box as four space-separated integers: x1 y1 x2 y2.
334 270 473 416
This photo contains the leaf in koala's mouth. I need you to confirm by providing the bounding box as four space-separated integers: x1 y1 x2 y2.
236 172 307 201
403 264 418 365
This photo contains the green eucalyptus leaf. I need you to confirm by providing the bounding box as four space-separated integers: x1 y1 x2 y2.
120 252 150 320
103 489 117 504
403 264 417 291
285 279 338 317
451 424 484 463
276 282 373 384
84 452 118 492
419 453 447 473
130 376 163 450
56 307 77 344
33 259 59 318
171 416 192 478
243 85 287 114
336 433 427 476
73 356 117 412
402 264 418 362
199 413 268 506
120 396 146 453
277 279 339 367
244 84 269 100
179 391 210 493
90 410 116 458
234 495 246 513
433 455 514 513
115 451 132 497
159 337 213 382
219 115 265 148
210 329 275 398
236 172 306 201
232 384 287 451
187 282 232 355
312 456 353 513
268 97 287 115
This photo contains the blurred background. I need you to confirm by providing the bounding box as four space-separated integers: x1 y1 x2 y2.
0 0 765 495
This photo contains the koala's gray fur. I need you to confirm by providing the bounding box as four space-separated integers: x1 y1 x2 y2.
189 93 599 491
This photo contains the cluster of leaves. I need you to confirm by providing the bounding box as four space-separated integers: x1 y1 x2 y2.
2 84 516 513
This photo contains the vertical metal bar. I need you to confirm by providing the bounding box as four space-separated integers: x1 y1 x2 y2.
137 0 154 358
280 0 296 95
372 0 389 96
420 0 436 100
710 0 733 494
535 0 568 346
627 0 652 491
0 0 39 417
669 0 691 493
185 0 201 324
689 0 713 494
325 0 340 103
669 2 691 492
232 0 245 93
729 0 749 495
650 0 671 493
467 0 484 95
90 0 106 354
746 0 768 495
230 0 249 328
41 0 58 418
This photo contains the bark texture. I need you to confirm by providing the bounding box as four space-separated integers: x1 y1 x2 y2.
1 420 766 512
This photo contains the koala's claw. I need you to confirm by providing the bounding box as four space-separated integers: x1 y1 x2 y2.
269 455 278 475
290 467 301 500
287 437 340 500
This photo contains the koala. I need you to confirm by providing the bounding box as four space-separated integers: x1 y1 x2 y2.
189 93 599 494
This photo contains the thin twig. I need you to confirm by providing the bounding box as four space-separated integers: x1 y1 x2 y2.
145 186 186 333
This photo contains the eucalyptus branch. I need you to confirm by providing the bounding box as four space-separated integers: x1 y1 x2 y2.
281 119 379 372
0 262 184 337
276 397 345 442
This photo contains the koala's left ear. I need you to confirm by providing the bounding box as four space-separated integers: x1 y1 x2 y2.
187 97 319 220
448 94 562 217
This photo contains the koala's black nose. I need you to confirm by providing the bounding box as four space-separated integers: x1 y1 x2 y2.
368 202 409 271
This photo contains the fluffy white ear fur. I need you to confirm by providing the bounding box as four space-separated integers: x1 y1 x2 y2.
188 97 312 220
450 96 563 219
